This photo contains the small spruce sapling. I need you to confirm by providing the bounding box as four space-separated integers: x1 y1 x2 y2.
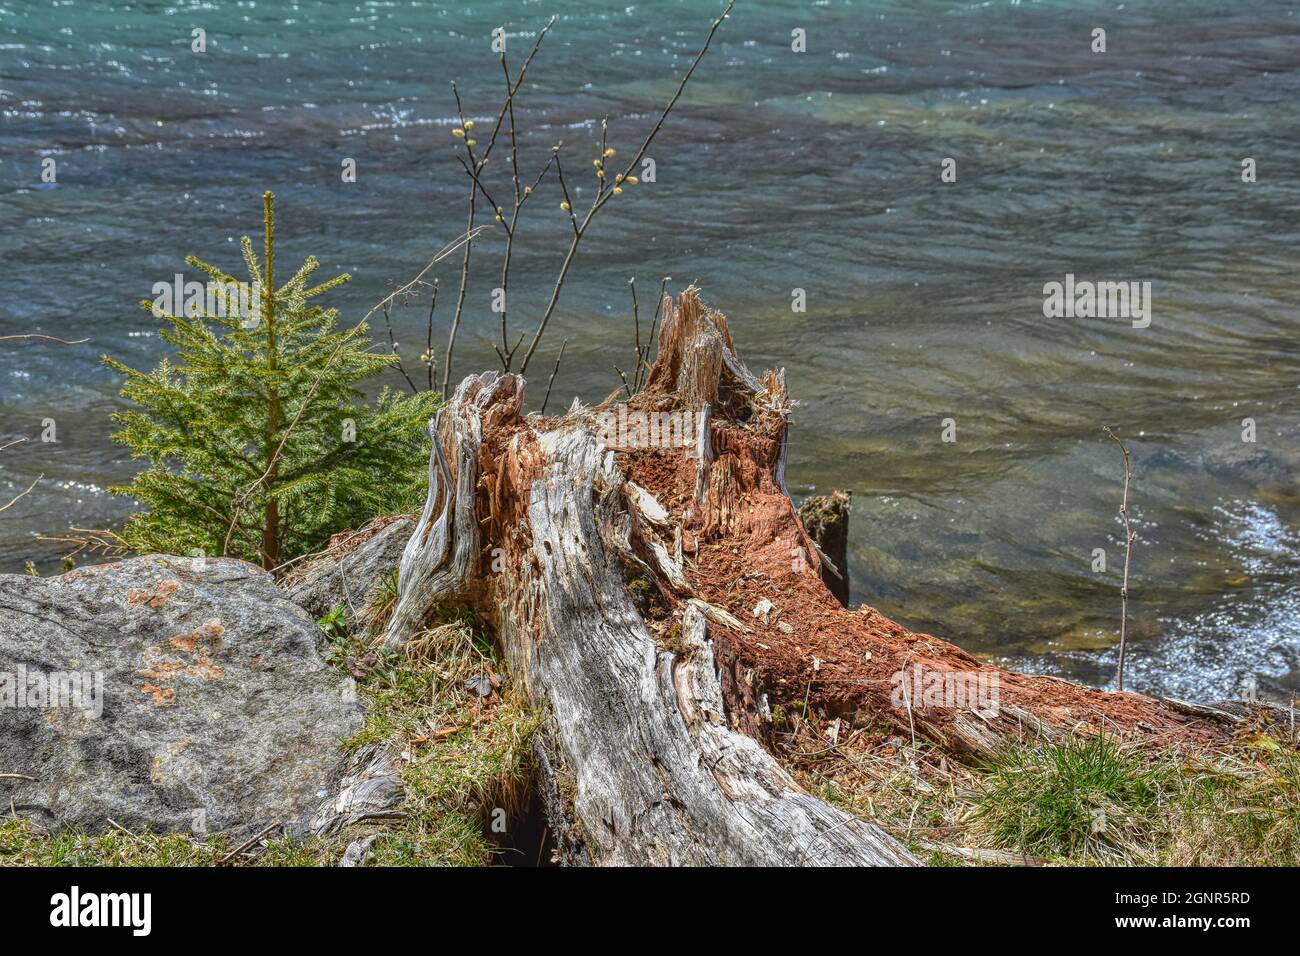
105 192 438 568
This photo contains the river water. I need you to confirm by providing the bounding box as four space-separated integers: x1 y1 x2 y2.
2 0 1297 701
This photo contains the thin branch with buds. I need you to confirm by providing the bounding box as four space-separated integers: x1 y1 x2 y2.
517 0 734 376
441 18 557 391
381 302 421 395
436 3 730 386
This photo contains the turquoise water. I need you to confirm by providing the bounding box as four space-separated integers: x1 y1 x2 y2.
1 0 1298 701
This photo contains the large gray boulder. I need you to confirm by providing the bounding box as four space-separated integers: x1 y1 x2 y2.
0 555 363 839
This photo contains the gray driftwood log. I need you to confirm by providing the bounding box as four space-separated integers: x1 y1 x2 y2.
381 290 915 866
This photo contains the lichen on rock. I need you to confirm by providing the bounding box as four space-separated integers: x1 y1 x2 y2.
0 555 363 839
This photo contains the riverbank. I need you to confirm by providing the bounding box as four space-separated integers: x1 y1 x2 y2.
5 585 1297 867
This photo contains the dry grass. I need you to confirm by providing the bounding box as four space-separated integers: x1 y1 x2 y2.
789 720 1300 867
327 605 542 865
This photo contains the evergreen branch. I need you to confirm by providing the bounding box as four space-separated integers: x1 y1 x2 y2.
240 236 263 290
278 255 320 297
185 255 241 288
301 272 350 300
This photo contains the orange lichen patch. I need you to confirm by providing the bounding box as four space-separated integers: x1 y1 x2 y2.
139 660 187 681
137 618 226 706
169 618 224 654
189 651 224 681
140 683 176 708
126 579 181 608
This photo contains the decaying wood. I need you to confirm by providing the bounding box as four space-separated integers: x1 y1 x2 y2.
383 286 1249 867
384 372 524 646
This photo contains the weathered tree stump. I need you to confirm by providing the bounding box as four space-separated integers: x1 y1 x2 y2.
382 287 1242 866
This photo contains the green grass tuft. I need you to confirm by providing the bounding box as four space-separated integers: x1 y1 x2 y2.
975 734 1170 859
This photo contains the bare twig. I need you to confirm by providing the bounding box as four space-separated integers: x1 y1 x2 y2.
614 364 632 398
425 281 438 392
0 340 77 513
442 19 556 386
218 820 283 866
35 527 129 561
361 227 487 331
645 276 670 378
0 334 88 345
0 773 38 782
539 338 568 416
1103 426 1135 693
442 116 479 398
0 475 40 515
516 0 734 375
381 303 421 394
628 277 642 392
